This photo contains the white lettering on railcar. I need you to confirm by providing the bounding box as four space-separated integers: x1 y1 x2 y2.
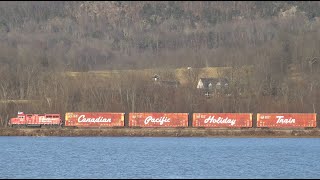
78 115 112 123
144 116 171 125
276 116 295 124
204 116 236 126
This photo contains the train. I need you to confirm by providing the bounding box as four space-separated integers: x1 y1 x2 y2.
7 111 318 129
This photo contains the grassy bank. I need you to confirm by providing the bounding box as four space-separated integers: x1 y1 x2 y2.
1 128 320 138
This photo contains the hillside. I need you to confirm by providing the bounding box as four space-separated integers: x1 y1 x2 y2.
0 1 320 125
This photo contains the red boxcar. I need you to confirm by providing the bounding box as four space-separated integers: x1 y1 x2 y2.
65 112 124 127
129 113 188 127
193 113 252 128
257 113 317 128
9 112 62 126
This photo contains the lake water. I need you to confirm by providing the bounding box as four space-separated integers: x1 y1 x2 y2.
0 137 320 179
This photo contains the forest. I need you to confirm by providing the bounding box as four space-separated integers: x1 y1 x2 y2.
0 1 320 126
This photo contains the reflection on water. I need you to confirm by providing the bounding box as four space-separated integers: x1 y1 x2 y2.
0 137 320 179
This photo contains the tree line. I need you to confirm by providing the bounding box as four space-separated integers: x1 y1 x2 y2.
0 1 320 126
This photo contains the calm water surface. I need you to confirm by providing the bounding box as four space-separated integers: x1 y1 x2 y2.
0 137 320 179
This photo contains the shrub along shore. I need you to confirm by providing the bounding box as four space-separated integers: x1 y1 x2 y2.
1 128 320 137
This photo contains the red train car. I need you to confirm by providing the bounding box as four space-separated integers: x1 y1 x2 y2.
64 112 124 127
9 112 62 127
257 113 317 128
193 113 252 128
129 113 188 127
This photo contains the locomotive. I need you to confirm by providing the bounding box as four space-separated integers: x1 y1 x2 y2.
8 112 62 127
7 112 318 129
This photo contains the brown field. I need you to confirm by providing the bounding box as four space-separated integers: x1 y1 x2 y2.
1 67 235 104
63 66 236 85
0 100 41 104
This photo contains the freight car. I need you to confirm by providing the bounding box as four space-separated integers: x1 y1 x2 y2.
64 112 124 128
6 112 318 129
8 112 62 127
129 113 189 128
192 113 252 128
256 113 317 128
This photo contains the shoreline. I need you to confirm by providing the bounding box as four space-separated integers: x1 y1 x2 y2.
1 128 320 138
